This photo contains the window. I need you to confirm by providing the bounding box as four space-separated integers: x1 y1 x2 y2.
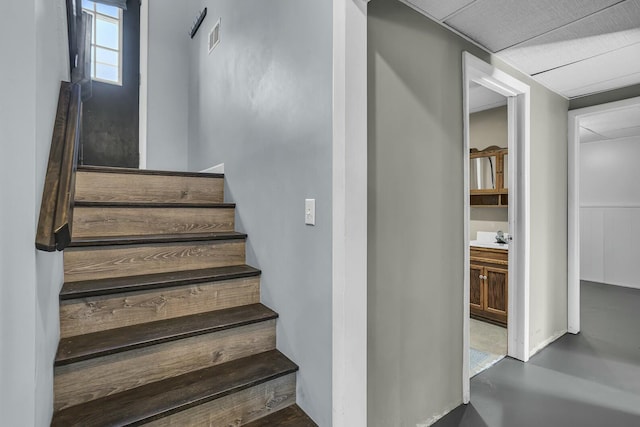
82 0 123 85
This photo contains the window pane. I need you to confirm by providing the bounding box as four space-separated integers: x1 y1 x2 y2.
82 0 94 10
96 3 119 18
95 47 118 66
96 18 118 50
96 63 118 83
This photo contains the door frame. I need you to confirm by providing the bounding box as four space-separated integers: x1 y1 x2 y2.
567 95 640 334
462 52 531 402
138 0 149 169
332 0 368 426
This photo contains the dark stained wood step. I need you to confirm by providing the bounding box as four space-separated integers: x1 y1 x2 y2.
68 231 247 247
55 304 277 366
244 404 318 427
51 350 298 427
74 200 236 208
77 165 224 178
60 265 261 300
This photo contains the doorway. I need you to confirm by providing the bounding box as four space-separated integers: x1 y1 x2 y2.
462 52 531 403
467 83 509 377
567 96 640 333
81 0 141 168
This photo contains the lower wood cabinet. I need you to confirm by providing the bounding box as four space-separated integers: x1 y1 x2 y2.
470 247 508 326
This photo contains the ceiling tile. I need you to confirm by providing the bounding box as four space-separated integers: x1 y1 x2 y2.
581 106 640 137
534 43 640 97
579 127 605 143
563 71 640 98
445 0 621 52
500 0 640 74
469 82 507 113
405 0 477 21
601 125 640 139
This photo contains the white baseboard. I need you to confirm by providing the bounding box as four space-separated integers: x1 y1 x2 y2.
200 163 224 174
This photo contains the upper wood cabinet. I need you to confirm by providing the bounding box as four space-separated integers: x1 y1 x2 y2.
470 145 508 207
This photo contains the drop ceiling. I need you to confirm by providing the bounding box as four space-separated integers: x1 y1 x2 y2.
469 82 507 113
579 104 640 142
403 0 640 99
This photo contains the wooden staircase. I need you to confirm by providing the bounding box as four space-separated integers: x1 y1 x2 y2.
51 166 316 426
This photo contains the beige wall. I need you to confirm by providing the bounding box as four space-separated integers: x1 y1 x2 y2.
470 208 508 240
368 0 569 424
470 106 508 150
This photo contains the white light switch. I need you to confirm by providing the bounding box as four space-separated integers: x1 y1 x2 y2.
305 199 316 225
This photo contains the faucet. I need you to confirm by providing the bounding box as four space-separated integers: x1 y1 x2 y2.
495 230 509 244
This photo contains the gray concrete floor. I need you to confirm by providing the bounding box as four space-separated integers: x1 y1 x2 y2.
434 281 640 427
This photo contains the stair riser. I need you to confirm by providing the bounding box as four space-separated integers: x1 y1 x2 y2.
60 277 261 338
75 171 224 204
142 373 297 427
54 320 277 411
72 206 235 238
64 240 246 282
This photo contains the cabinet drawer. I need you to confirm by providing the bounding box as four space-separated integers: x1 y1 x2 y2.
470 247 507 265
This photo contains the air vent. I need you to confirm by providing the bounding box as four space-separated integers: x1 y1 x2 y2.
209 19 220 54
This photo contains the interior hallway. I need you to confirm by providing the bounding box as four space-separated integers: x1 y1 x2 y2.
435 281 640 427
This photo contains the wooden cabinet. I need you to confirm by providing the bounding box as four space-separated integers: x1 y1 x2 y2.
470 145 508 207
470 247 508 326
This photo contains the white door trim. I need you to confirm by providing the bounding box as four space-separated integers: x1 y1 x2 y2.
567 95 640 334
332 0 368 426
462 52 531 403
138 0 149 169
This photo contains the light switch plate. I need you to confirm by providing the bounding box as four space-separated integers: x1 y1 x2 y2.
305 199 316 226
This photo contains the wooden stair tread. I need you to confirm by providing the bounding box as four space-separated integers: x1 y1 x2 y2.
68 231 247 247
77 165 224 178
75 200 236 208
55 304 277 366
244 405 318 427
60 265 261 300
51 350 298 427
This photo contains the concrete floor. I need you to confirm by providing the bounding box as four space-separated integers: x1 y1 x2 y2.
435 281 640 427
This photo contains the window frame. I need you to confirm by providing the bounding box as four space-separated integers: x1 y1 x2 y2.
82 1 124 86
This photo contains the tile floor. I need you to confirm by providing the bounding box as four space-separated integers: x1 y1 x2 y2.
469 318 507 377
470 318 507 355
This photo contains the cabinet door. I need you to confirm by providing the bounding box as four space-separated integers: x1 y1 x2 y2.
470 264 484 310
485 266 508 322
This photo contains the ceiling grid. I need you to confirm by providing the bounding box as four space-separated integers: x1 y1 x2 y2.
405 0 640 99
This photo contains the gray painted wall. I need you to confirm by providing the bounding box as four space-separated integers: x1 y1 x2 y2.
146 0 190 170
368 0 568 424
0 0 68 425
184 1 333 425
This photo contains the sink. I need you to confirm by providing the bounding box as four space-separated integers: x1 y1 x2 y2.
470 240 508 250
